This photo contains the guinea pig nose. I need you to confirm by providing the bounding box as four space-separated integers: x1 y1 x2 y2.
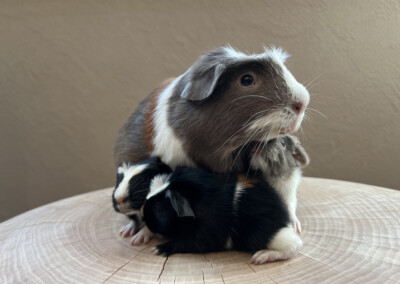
115 196 125 204
292 102 304 114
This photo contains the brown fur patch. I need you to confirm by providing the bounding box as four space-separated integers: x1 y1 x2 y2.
237 174 257 188
143 78 176 152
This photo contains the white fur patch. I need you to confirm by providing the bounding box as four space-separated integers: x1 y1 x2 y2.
279 63 310 116
263 46 290 63
146 174 171 199
152 76 196 169
269 169 301 207
269 226 303 252
222 45 290 63
251 226 302 264
233 183 244 211
114 163 148 201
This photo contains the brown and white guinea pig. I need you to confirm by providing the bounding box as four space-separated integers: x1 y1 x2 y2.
113 46 310 174
250 134 310 234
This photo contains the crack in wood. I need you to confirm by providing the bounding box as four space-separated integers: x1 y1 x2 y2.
221 274 226 284
102 255 136 283
248 264 256 273
204 254 214 269
157 256 168 281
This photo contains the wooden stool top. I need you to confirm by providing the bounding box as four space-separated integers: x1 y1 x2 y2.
1 178 399 283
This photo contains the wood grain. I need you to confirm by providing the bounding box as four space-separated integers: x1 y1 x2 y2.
1 178 399 283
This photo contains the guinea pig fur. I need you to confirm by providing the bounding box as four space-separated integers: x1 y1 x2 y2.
113 46 310 173
143 161 303 264
250 134 310 234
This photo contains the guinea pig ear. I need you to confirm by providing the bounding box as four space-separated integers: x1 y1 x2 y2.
180 63 226 101
293 144 310 168
165 190 195 218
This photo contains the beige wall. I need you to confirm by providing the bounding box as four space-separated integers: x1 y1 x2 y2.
1 0 399 221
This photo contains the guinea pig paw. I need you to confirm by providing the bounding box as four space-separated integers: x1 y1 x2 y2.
130 226 154 246
151 246 161 255
155 243 174 257
119 221 137 238
250 250 288 265
291 217 301 235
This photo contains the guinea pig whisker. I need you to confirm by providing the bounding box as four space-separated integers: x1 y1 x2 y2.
307 108 328 119
231 95 272 103
213 110 271 155
304 70 326 90
245 128 272 178
229 127 265 176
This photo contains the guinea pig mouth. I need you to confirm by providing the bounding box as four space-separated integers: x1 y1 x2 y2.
279 117 300 134
118 202 132 213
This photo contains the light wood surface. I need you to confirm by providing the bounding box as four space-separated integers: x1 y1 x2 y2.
1 178 399 283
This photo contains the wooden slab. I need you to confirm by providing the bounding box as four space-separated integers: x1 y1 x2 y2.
1 178 399 283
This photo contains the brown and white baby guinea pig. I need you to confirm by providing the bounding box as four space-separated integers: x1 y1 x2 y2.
250 134 310 234
114 46 310 174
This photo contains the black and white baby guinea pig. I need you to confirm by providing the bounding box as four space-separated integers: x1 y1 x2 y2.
250 134 309 234
112 156 172 244
143 152 308 264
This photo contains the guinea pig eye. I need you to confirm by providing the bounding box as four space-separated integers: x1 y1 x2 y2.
281 140 286 147
240 74 254 86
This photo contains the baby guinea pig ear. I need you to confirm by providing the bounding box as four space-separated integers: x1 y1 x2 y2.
180 48 227 101
165 190 195 218
292 140 310 168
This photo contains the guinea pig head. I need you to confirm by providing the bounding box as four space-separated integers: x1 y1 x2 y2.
112 156 172 218
143 175 195 238
250 135 310 179
169 46 310 172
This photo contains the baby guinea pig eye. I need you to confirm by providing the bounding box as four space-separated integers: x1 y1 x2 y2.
240 74 255 87
280 140 286 147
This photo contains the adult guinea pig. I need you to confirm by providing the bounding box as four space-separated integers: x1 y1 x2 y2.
113 46 310 173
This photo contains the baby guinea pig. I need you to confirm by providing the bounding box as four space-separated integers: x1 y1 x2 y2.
250 134 310 234
112 156 172 245
144 166 301 264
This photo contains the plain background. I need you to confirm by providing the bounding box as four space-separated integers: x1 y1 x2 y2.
1 0 399 222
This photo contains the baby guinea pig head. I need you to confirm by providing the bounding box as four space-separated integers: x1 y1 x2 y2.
142 173 195 238
250 135 309 179
112 156 172 218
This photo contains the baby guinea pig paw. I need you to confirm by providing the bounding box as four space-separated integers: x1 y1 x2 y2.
291 216 302 235
119 220 138 238
130 226 154 246
151 246 160 255
250 249 295 265
153 241 176 257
